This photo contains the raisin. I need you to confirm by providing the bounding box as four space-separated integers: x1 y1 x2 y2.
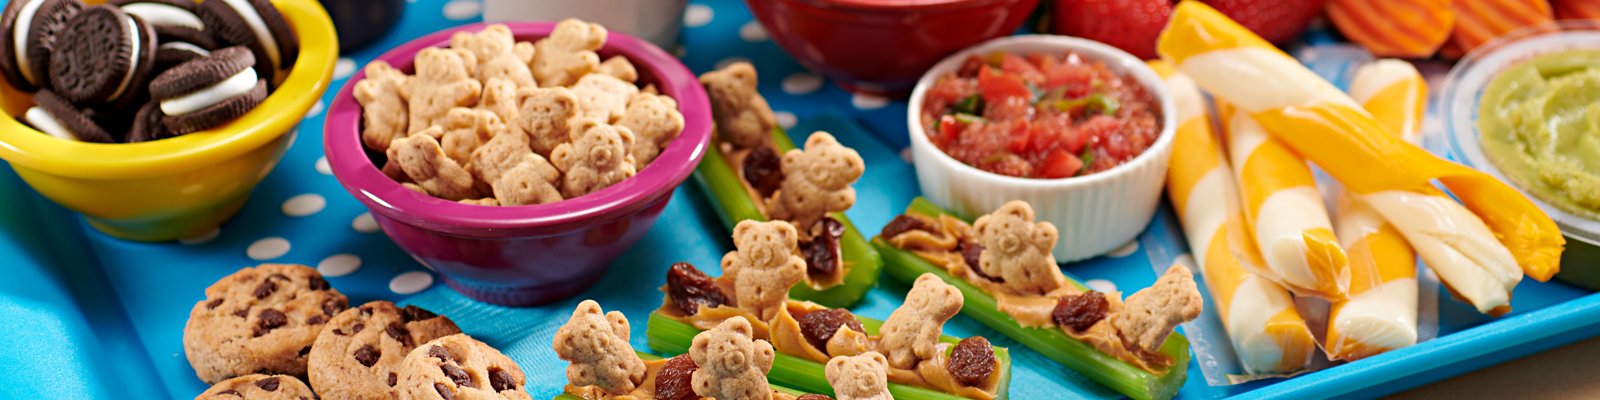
206 298 225 309
801 217 846 277
255 377 280 391
402 305 438 321
741 146 784 198
306 315 327 325
386 324 411 345
489 368 516 392
798 308 865 351
435 383 454 400
388 372 398 387
307 276 330 291
253 279 278 299
880 214 940 239
654 354 698 400
960 241 1002 283
1052 291 1109 333
797 395 835 400
354 344 380 367
666 262 728 316
947 336 995 387
441 364 471 387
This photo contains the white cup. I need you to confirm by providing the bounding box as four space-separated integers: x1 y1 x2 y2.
482 0 689 49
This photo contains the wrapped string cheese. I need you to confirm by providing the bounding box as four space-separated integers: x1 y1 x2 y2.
1217 100 1350 300
1154 61 1316 374
1325 61 1424 361
1157 1 1561 315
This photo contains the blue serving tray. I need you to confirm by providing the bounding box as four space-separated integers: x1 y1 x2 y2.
1 0 1596 399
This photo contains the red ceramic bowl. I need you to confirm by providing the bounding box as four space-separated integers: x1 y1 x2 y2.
746 0 1041 97
324 22 711 306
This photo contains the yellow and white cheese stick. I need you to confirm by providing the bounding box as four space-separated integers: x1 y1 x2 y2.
1347 60 1427 145
1158 1 1562 308
1154 62 1315 374
1327 192 1418 361
1218 100 1349 300
1345 59 1518 315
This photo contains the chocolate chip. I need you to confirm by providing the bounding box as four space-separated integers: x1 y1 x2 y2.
434 383 454 400
206 298 225 309
441 364 470 387
354 344 380 367
255 309 287 337
307 276 330 291
215 390 240 397
359 306 372 317
350 322 365 334
306 315 328 325
255 377 280 391
322 298 347 317
388 372 398 387
299 346 312 357
386 324 411 346
402 305 438 322
333 328 346 336
253 279 278 299
489 369 516 392
234 308 249 318
427 345 454 362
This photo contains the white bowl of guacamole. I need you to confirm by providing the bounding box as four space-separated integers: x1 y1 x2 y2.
1441 21 1600 245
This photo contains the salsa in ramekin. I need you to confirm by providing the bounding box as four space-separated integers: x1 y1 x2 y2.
918 52 1162 179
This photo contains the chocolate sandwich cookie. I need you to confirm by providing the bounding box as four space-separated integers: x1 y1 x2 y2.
198 0 297 84
126 100 172 143
0 0 85 91
26 89 113 143
113 0 219 50
149 46 266 134
48 5 158 107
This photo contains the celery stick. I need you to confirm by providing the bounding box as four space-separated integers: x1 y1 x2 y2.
646 313 1013 400
873 235 1188 400
689 127 882 308
553 351 810 399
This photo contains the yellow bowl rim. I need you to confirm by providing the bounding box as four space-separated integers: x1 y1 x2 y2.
0 0 337 180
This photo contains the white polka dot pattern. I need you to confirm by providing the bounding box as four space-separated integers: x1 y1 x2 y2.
781 73 823 95
178 228 221 245
352 212 379 233
684 4 713 28
1107 240 1140 258
333 58 357 80
442 0 481 20
1085 279 1118 293
390 271 434 294
281 194 327 217
247 237 291 260
739 21 767 42
317 254 362 277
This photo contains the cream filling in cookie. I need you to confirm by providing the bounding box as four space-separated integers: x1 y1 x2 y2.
120 3 205 30
108 13 142 102
161 41 211 56
219 0 280 69
11 0 47 85
161 67 257 115
25 107 77 141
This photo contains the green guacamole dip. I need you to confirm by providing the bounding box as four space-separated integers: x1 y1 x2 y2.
1479 49 1600 220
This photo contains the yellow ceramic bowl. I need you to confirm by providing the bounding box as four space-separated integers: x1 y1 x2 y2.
0 0 337 241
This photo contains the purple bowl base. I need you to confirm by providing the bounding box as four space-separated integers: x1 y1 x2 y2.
435 266 609 307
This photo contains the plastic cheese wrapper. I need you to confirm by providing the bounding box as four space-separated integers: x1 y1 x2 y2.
1347 60 1427 145
1217 99 1350 300
1153 61 1316 381
1157 1 1564 314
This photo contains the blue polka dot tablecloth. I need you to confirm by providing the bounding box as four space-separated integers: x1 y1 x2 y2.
2 0 1599 399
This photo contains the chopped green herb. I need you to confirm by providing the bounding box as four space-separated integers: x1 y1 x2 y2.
982 153 1009 164
1093 94 1120 116
1025 81 1047 103
1078 148 1095 176
953 95 983 115
953 113 985 125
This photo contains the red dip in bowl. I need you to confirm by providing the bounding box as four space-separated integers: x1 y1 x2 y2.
918 52 1162 179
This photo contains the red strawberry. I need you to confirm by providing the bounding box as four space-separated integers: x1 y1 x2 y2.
1205 0 1329 44
1051 0 1175 59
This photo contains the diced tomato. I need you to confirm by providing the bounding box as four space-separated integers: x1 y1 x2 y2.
1039 149 1084 179
978 66 1032 104
934 115 962 147
1027 53 1058 72
1000 53 1046 86
1046 63 1096 98
925 76 977 114
983 96 1034 122
1029 113 1086 154
1006 120 1031 154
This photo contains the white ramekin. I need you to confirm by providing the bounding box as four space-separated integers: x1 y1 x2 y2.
906 35 1177 263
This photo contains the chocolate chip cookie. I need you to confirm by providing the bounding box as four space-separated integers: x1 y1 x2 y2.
308 301 463 400
396 334 532 400
195 374 315 400
184 264 349 384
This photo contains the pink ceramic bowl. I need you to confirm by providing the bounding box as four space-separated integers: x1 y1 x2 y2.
745 0 1041 97
324 22 711 306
